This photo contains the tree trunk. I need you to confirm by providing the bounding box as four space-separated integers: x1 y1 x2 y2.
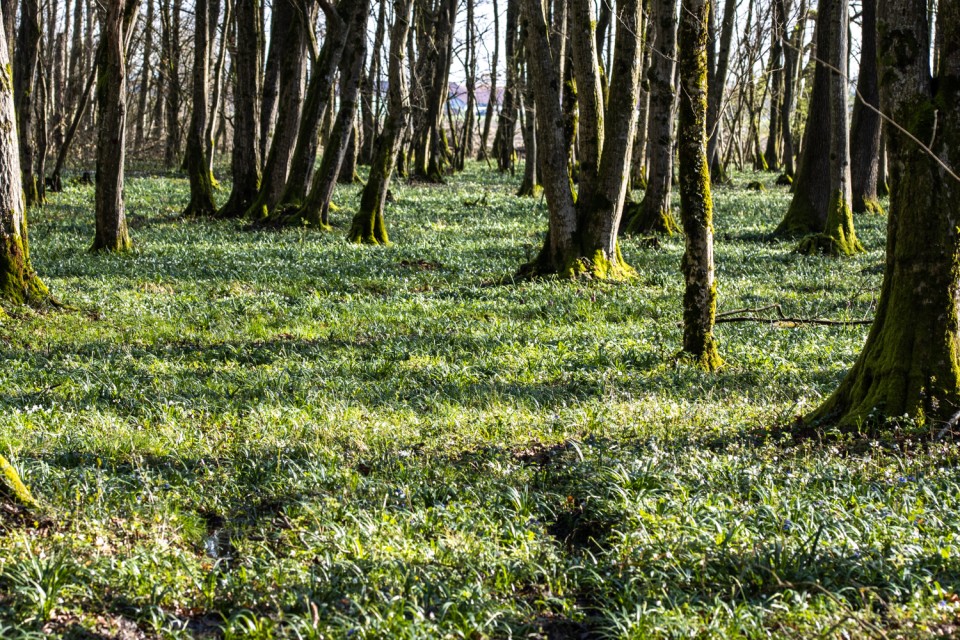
780 0 803 178
494 0 519 173
678 0 722 370
764 0 785 171
348 0 414 245
14 0 43 206
707 0 735 182
516 35 538 197
243 0 307 218
49 61 95 191
774 0 832 236
623 0 679 235
181 0 217 217
849 0 882 214
476 0 498 160
521 0 642 279
337 118 360 184
205 0 230 174
796 0 862 255
218 0 261 218
258 7 283 161
162 0 183 167
359 0 385 165
135 0 154 146
803 0 960 433
92 0 139 252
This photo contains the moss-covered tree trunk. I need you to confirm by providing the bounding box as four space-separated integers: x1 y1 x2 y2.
796 0 862 256
13 0 43 207
678 0 722 370
775 0 832 236
520 0 641 279
849 0 883 214
0 23 47 304
92 0 139 252
273 0 369 228
243 0 306 219
804 0 960 432
182 0 218 218
218 0 262 218
348 0 413 245
622 0 679 235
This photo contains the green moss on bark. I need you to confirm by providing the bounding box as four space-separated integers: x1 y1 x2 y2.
0 453 38 510
0 232 48 304
796 191 864 256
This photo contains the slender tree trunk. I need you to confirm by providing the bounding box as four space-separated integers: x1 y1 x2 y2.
678 0 721 370
494 0 519 173
849 0 882 213
49 61 95 191
135 0 154 145
359 0 385 165
182 0 217 217
803 0 960 432
205 0 230 175
348 0 414 245
218 0 261 218
796 0 862 255
764 0 785 171
93 0 140 252
258 7 283 161
338 117 360 184
780 0 803 178
162 0 183 167
477 0 498 160
707 0 735 182
623 0 679 235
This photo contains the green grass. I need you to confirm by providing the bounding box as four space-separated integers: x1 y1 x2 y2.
0 164 957 638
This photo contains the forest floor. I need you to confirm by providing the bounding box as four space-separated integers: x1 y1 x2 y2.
0 163 958 638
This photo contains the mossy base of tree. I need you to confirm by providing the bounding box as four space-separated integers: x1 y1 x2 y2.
676 339 723 372
90 235 133 253
746 181 766 191
516 182 543 198
621 200 680 236
262 202 334 232
854 195 885 215
0 234 48 304
348 210 390 245
519 243 636 281
774 193 824 237
796 193 864 256
776 174 794 186
0 453 39 511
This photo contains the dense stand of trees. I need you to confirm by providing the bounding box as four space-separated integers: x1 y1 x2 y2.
0 0 955 507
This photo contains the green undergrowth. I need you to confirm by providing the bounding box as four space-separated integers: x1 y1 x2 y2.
2 164 956 638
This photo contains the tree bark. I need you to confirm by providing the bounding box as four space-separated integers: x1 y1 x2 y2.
849 0 882 214
14 0 43 206
135 0 154 146
359 0 385 165
678 0 722 370
218 0 261 218
181 0 217 217
258 6 283 161
92 0 139 252
803 0 960 432
161 0 183 167
623 0 679 235
348 0 413 245
707 0 735 182
476 0 498 160
494 0 519 173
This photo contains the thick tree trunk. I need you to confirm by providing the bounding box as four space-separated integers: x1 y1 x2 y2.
623 0 679 235
14 0 43 206
804 0 960 432
0 27 47 304
181 0 217 217
349 0 413 245
849 0 882 214
258 8 283 161
775 0 832 236
92 0 139 252
678 0 722 370
218 0 261 218
796 0 862 255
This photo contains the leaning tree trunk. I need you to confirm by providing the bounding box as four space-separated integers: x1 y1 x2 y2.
182 0 218 217
774 0 832 236
348 0 413 245
678 0 722 370
803 0 960 432
849 0 883 214
269 0 356 217
243 0 307 219
14 0 43 207
218 0 261 218
92 0 139 252
796 0 861 255
271 0 368 228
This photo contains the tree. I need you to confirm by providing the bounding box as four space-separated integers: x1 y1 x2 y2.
803 0 960 430
182 0 218 217
849 0 883 214
218 0 261 218
520 0 643 278
622 0 680 235
678 0 722 370
13 0 43 207
348 0 414 245
92 0 140 252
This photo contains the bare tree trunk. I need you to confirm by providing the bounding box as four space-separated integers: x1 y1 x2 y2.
348 0 414 245
359 0 385 165
849 0 882 213
14 0 43 206
135 0 154 146
205 0 230 174
93 0 140 252
162 0 183 167
182 0 217 217
780 0 803 178
494 0 519 173
218 0 261 218
258 7 283 161
476 0 498 160
706 0 734 182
